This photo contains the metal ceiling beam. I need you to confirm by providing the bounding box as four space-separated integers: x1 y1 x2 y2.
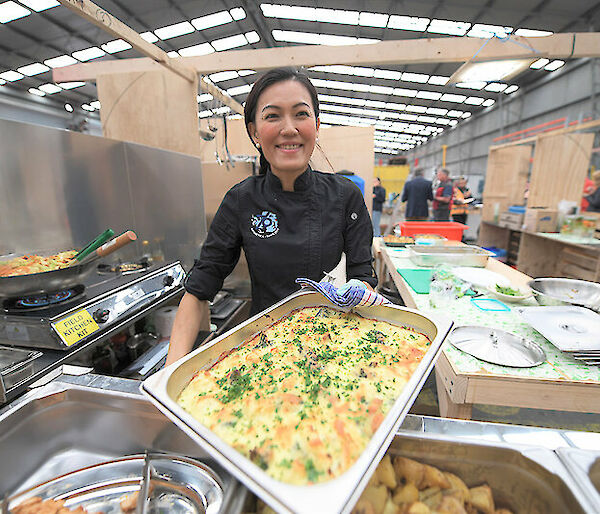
239 0 277 47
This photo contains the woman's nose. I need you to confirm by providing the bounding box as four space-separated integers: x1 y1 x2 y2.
280 116 298 134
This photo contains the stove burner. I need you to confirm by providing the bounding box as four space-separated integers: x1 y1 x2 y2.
97 260 150 276
4 285 85 312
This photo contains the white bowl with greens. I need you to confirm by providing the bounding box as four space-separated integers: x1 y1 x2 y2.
487 283 533 302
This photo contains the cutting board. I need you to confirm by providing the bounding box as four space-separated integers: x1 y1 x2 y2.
397 269 432 294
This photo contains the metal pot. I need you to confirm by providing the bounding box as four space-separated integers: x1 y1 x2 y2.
528 278 600 312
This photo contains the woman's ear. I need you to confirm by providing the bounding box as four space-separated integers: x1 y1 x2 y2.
315 117 320 140
248 122 259 146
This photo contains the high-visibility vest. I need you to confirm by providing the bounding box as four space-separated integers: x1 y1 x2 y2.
451 187 468 215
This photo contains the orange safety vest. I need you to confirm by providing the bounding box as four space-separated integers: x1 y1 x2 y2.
451 187 468 215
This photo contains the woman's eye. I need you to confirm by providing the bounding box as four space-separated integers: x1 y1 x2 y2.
264 113 278 120
297 111 310 117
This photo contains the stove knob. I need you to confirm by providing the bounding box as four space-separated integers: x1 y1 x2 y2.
93 308 110 323
163 275 175 286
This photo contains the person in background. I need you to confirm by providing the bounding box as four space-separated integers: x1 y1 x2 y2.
451 176 472 225
432 168 453 221
165 67 377 366
582 175 596 212
372 177 386 237
401 168 433 221
584 170 600 213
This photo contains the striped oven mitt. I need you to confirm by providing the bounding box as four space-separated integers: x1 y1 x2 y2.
295 278 392 308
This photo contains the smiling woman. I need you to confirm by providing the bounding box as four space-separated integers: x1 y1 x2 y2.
166 67 377 366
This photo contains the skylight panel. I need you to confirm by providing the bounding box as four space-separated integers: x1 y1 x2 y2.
155 21 194 40
0 1 30 23
212 34 248 51
192 11 233 30
370 85 394 95
417 116 437 124
387 15 429 32
385 102 406 111
428 75 449 85
545 60 564 71
245 31 260 44
58 81 85 89
435 118 450 124
198 93 213 103
167 51 179 58
373 69 402 80
0 78 5 85
318 94 366 106
0 70 23 81
402 72 429 83
416 91 442 100
484 82 508 92
140 32 159 43
405 105 427 113
504 85 519 94
447 110 463 117
315 7 358 25
17 62 49 76
530 58 549 69
209 71 239 82
199 110 212 118
455 81 486 90
178 43 214 57
101 39 131 53
365 100 386 109
227 84 252 96
440 93 466 103
393 88 417 98
464 96 484 105
467 24 512 39
462 112 472 118
82 104 95 111
272 30 378 46
427 107 447 115
238 70 255 76
19 0 58 11
72 47 105 61
398 113 418 121
44 55 78 68
359 12 388 28
28 87 45 96
38 83 62 94
482 99 495 107
90 101 101 109
262 4 314 21
514 28 553 37
449 120 458 126
428 19 470 36
230 7 246 20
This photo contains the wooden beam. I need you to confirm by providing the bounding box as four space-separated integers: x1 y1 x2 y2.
53 32 600 83
56 0 243 114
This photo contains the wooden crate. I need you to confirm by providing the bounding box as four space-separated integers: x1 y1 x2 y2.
557 246 600 282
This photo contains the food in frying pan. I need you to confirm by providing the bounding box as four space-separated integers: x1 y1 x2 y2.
383 235 415 245
413 234 446 240
0 251 77 277
10 496 91 513
177 306 432 486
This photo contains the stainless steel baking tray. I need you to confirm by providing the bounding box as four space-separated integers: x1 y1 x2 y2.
528 277 600 312
449 326 546 367
7 453 224 514
0 346 41 392
516 306 600 352
407 245 493 267
141 291 453 514
556 447 600 512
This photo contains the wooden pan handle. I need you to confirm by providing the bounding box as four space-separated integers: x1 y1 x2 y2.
96 230 137 257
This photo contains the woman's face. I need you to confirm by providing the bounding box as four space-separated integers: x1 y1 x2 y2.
248 79 319 178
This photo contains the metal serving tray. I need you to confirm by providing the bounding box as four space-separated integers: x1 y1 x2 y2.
0 346 41 402
407 244 493 267
141 291 453 514
557 448 600 512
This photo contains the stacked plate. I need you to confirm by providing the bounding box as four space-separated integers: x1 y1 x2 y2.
516 306 600 366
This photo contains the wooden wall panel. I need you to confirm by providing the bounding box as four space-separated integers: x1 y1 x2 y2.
97 70 200 156
528 133 594 208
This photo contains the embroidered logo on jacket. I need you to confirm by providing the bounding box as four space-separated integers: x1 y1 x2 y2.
250 211 279 238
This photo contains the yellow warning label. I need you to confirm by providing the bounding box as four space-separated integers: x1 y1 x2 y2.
53 309 100 346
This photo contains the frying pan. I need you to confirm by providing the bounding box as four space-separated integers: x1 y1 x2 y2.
0 231 137 298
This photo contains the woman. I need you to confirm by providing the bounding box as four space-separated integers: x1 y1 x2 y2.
166 67 377 365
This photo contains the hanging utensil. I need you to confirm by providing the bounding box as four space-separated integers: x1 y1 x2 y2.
68 228 115 265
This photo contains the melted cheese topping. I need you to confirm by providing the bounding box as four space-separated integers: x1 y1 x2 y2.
0 251 77 277
177 306 431 485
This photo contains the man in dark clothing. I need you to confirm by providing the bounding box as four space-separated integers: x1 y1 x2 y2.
432 168 453 221
401 168 433 220
372 177 386 236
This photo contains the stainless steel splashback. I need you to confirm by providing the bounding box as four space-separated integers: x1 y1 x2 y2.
0 118 206 269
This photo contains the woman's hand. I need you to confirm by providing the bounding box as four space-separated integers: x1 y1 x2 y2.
337 279 374 295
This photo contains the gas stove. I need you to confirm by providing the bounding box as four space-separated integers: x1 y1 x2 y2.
0 261 185 351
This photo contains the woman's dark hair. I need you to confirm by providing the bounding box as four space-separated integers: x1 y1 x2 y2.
244 67 320 175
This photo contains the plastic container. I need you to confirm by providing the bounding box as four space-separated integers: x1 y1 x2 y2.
400 221 468 241
482 246 508 263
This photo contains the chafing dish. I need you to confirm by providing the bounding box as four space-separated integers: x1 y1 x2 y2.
407 245 493 268
141 291 453 514
528 277 600 312
557 447 600 512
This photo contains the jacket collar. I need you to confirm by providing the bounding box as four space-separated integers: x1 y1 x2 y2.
266 166 313 192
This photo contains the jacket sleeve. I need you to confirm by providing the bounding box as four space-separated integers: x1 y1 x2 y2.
401 183 408 202
426 181 433 201
184 187 242 301
343 184 377 288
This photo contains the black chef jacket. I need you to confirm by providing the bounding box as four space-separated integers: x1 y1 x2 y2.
185 167 377 315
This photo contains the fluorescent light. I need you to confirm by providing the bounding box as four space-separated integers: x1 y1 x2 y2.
64 103 73 112
482 99 495 107
447 110 463 117
359 12 388 28
464 96 485 105
427 107 447 115
484 82 508 92
230 7 245 20
314 7 358 25
387 15 429 32
373 69 401 80
449 59 534 83
401 72 429 83
370 85 394 95
440 93 466 103
167 51 179 58
140 32 159 43
209 71 238 82
18 0 58 11
504 85 519 94
192 11 233 30
199 110 212 118
0 70 23 81
514 28 553 37
416 90 442 100
417 116 437 123
449 120 458 126
428 75 450 86
227 84 252 96
198 93 213 103
405 105 427 113
467 24 512 39
238 69 255 76
72 47 105 62
28 87 45 97
393 88 417 98
38 83 62 94
365 100 386 108
17 62 49 76
261 4 360 25
58 81 85 89
44 55 78 68
455 81 486 90
82 104 94 111
272 30 378 46
245 31 260 44
435 118 450 124
178 43 214 57
155 21 194 40
545 60 565 71
0 1 30 23
530 58 549 69
101 39 131 53
212 34 248 51
462 112 472 118
90 100 101 109
428 19 470 36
